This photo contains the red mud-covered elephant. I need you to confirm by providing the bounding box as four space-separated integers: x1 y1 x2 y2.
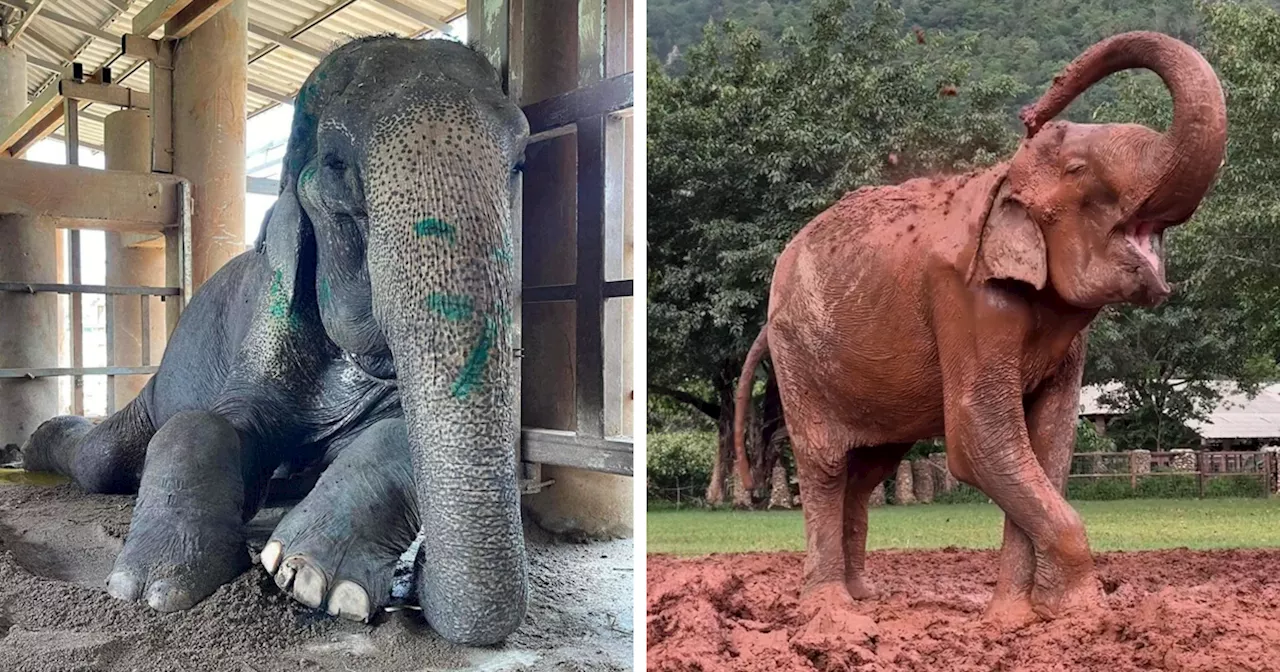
733 32 1226 629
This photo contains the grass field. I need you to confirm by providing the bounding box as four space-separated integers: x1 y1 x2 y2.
647 498 1280 555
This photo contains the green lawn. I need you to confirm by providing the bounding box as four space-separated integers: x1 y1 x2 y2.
647 498 1280 555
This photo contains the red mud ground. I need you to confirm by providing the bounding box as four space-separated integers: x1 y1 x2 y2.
647 549 1280 672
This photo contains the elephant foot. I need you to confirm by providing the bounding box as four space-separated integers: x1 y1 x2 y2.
262 419 418 622
983 594 1040 630
18 415 94 474
1031 565 1104 620
106 412 249 611
846 576 878 600
796 582 878 643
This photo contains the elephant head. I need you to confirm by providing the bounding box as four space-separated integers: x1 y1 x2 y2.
259 37 528 645
971 31 1227 307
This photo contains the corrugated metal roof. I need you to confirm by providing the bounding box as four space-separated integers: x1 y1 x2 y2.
1081 381 1280 440
5 0 462 149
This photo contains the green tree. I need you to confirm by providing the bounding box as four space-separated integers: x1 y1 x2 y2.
647 0 1021 502
1083 1 1280 448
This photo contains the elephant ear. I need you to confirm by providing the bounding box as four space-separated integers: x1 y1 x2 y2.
971 178 1047 291
257 176 313 312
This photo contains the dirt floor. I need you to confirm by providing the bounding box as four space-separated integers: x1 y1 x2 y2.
647 549 1280 672
0 476 633 672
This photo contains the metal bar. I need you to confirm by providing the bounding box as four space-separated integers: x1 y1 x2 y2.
246 82 293 105
246 176 280 195
106 293 116 413
140 295 151 366
521 280 632 303
7 0 48 44
0 366 159 379
0 282 179 296
247 21 325 59
574 114 606 439
364 0 450 34
520 429 632 476
246 0 358 69
65 99 84 416
521 72 633 135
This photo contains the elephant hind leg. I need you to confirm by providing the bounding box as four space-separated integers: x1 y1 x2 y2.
262 418 418 622
22 398 155 494
843 443 911 600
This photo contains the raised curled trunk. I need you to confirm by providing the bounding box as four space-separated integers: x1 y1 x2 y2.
1020 31 1227 221
366 118 525 645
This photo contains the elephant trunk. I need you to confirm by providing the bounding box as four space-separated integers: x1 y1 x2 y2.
1020 31 1227 222
365 132 526 646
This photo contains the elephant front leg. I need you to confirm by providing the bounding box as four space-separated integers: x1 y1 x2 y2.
987 335 1092 626
261 418 419 621
106 411 260 611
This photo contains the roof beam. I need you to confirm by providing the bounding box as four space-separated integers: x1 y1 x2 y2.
163 0 235 39
0 1 117 42
132 0 195 36
61 80 150 109
247 21 325 59
5 0 47 44
365 0 451 34
247 82 293 105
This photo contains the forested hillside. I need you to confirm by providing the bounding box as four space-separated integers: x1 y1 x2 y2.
649 0 1264 106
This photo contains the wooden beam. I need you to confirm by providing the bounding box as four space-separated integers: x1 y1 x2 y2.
0 81 63 156
7 0 48 44
0 160 187 232
164 0 235 39
247 21 324 59
132 0 194 36
60 80 150 109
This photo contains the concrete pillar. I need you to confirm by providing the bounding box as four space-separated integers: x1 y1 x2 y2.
0 46 26 120
170 0 247 287
0 50 56 454
0 216 59 454
104 109 167 406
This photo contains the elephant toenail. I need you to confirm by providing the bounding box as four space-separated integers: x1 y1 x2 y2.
294 564 327 609
275 557 302 591
106 571 143 602
146 579 196 612
327 580 371 622
261 541 283 574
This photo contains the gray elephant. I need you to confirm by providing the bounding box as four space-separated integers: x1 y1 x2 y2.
21 36 529 646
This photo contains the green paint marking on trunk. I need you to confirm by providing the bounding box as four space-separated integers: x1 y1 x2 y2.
268 269 288 318
451 316 497 399
414 218 456 245
318 278 332 307
428 293 474 321
494 230 513 264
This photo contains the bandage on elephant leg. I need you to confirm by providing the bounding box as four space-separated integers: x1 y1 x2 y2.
843 443 911 600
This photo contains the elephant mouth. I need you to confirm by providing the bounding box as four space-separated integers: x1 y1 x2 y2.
1122 219 1172 300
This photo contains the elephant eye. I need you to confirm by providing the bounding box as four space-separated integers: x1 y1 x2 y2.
323 153 347 172
1065 159 1086 174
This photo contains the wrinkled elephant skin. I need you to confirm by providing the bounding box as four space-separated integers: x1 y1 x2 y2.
733 32 1227 628
21 37 529 646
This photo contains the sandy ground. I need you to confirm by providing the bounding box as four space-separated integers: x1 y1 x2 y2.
0 476 633 672
648 549 1280 672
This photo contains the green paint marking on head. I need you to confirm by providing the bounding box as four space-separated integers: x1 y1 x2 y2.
318 277 332 307
451 316 497 399
299 164 318 187
427 293 474 322
414 218 456 245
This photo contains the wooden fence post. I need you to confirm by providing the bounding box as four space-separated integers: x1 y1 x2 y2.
1196 451 1205 498
1129 451 1137 492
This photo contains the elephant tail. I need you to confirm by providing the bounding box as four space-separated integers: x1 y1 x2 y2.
732 328 770 492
